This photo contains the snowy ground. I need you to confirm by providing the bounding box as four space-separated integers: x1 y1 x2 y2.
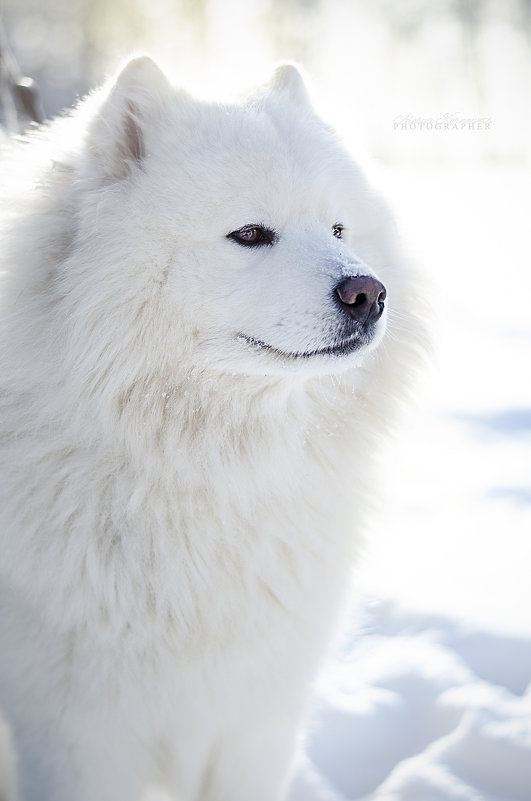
290 165 531 801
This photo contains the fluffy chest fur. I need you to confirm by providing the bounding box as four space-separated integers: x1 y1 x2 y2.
0 378 364 649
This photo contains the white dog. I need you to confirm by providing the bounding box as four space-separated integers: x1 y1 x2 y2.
0 56 421 801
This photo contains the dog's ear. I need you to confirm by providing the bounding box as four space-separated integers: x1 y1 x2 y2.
85 55 171 183
268 63 311 108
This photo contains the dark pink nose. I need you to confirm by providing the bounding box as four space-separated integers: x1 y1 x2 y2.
335 275 386 324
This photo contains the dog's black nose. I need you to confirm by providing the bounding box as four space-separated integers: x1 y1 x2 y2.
335 275 386 324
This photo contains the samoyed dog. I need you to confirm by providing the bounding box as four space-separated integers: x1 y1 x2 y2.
0 56 421 801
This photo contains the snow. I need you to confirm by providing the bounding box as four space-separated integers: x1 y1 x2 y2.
292 602 531 801
290 165 531 801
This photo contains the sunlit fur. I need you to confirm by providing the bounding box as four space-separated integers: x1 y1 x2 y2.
0 56 424 801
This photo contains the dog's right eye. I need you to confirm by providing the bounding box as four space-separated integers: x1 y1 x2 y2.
227 225 276 247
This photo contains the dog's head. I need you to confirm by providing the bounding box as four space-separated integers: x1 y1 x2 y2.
72 56 394 379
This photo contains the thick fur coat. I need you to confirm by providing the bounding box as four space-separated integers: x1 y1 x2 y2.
0 57 422 801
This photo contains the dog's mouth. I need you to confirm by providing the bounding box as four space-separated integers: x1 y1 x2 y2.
237 330 375 360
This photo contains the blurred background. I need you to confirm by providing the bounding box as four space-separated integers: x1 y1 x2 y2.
1 0 530 162
1 3 530 799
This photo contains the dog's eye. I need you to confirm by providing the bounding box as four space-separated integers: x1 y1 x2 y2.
332 224 344 240
227 225 276 247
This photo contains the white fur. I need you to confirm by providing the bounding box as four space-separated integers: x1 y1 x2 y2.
0 56 422 801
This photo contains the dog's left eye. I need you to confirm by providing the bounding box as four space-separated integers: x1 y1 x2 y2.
227 225 276 247
332 224 344 240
